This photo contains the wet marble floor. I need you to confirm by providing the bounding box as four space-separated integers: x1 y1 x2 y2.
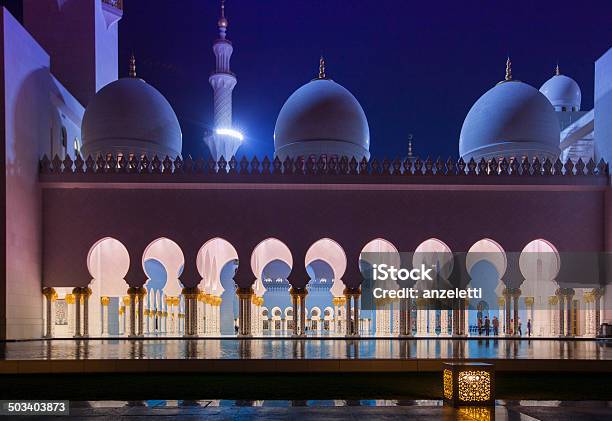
19 400 612 420
1 338 611 360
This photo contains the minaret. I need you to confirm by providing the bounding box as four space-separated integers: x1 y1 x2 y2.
407 134 415 162
205 0 242 161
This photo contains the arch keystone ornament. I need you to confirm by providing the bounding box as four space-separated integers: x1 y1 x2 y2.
443 362 495 407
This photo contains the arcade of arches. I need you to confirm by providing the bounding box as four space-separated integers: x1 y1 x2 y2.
41 237 605 339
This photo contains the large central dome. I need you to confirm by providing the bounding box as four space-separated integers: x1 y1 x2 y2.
459 79 560 161
82 77 182 159
274 77 370 161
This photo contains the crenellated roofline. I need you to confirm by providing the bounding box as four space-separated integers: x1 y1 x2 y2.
39 153 609 186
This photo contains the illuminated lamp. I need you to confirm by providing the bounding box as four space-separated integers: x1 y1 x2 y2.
443 362 495 407
215 128 244 141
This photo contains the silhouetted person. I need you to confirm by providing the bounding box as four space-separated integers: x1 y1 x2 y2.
484 316 490 336
492 316 499 336
518 319 522 336
478 317 482 335
527 319 532 337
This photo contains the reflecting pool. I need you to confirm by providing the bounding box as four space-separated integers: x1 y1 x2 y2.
1 338 610 360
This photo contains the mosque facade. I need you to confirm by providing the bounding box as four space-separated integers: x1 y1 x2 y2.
2 0 612 341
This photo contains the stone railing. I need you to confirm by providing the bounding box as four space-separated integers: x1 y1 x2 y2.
39 154 609 184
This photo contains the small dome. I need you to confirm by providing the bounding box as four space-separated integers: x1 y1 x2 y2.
539 74 581 111
459 80 560 161
274 79 370 160
81 78 182 158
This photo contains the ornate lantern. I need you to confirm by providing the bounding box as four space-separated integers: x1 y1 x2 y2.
443 362 495 407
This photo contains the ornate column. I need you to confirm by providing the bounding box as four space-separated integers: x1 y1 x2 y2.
339 296 346 334
42 287 57 338
192 288 200 336
419 299 428 336
298 289 308 337
72 287 82 338
80 287 91 337
101 296 110 336
137 287 146 337
583 292 594 337
65 293 75 336
201 294 207 334
440 308 448 336
556 289 565 337
565 289 575 337
524 296 534 336
332 298 338 333
182 287 199 337
352 289 360 337
122 296 131 336
512 289 521 336
118 306 124 335
593 288 604 336
127 288 137 337
236 287 253 337
497 296 505 335
345 292 352 336
290 288 299 336
548 296 558 336
503 289 511 335
428 306 437 336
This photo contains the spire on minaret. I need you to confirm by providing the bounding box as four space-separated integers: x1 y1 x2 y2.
555 62 560 76
218 0 229 38
317 56 327 79
129 53 137 78
407 134 414 160
206 0 240 162
505 56 512 81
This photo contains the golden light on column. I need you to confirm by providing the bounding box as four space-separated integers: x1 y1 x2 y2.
443 362 495 407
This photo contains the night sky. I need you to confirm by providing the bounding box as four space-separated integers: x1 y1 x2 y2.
7 0 612 159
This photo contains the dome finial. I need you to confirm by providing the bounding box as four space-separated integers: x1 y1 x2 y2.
318 56 326 79
218 0 228 30
555 62 560 76
129 53 137 78
505 56 512 81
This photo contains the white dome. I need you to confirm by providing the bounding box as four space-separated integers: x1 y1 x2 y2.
274 79 370 160
82 78 182 158
459 81 560 161
539 74 581 111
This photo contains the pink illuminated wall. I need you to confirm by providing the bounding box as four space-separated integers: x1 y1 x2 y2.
1 9 47 339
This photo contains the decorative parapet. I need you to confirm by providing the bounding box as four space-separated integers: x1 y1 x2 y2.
39 154 609 185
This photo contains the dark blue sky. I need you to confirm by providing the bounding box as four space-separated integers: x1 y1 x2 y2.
33 1 612 159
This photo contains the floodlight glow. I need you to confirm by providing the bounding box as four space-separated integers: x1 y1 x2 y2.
215 128 244 141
